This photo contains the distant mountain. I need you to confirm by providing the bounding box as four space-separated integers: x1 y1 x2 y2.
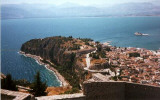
104 2 160 16
1 2 160 19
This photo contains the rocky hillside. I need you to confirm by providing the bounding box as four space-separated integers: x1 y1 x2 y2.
21 36 96 92
21 36 83 65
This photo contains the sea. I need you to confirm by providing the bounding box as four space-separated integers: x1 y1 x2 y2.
1 17 160 86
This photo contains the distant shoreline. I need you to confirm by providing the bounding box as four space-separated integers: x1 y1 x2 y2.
2 15 160 20
19 51 70 88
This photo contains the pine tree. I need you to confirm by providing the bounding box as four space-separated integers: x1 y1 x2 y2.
1 74 17 91
30 71 47 97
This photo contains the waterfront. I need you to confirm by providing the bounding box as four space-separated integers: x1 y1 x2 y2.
1 17 160 86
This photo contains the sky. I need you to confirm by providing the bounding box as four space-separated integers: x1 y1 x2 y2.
2 0 159 6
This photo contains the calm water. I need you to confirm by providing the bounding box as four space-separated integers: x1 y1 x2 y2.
1 17 160 86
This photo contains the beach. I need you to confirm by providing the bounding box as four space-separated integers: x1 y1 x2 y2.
19 51 70 88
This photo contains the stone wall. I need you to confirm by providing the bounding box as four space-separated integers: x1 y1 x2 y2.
83 81 160 100
83 81 125 100
77 48 96 55
36 93 85 100
1 89 34 100
125 82 160 100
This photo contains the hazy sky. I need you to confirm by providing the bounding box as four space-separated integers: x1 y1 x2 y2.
2 0 159 6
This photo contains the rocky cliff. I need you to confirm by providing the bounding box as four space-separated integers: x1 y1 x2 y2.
21 36 78 66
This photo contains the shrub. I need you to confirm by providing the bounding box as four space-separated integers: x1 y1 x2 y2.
64 88 79 94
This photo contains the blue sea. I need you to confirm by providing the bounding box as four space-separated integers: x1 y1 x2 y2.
1 17 160 86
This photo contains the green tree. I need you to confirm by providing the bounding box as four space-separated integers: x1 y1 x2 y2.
105 47 111 52
1 74 17 91
96 44 102 52
95 41 100 44
30 72 47 97
129 52 140 57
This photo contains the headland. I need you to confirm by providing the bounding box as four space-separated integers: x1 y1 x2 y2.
20 36 160 95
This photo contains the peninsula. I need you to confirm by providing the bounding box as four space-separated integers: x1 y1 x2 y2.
20 36 160 95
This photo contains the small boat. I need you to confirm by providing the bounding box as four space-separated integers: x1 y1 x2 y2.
134 32 149 36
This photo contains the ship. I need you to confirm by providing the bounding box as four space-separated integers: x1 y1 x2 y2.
134 32 149 36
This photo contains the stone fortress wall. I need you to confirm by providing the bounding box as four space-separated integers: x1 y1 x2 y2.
125 82 160 100
83 81 125 100
83 81 160 100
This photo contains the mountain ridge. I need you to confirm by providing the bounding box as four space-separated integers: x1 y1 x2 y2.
2 2 160 19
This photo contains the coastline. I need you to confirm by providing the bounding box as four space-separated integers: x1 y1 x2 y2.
19 51 70 88
2 15 160 20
